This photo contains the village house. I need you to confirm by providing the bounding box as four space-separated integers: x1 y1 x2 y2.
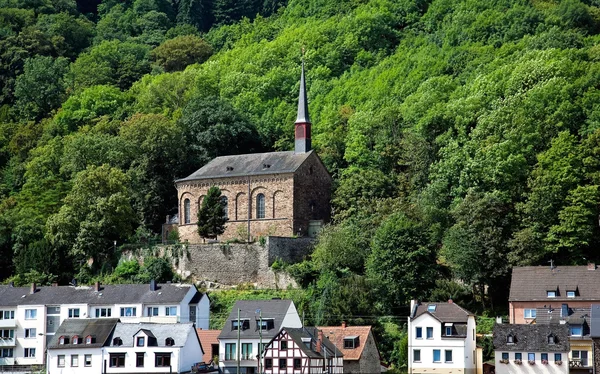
261 327 343 373
317 323 381 373
197 328 220 364
493 322 569 374
175 63 332 242
408 300 481 374
218 299 302 374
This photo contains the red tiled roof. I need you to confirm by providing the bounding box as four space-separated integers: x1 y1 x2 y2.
197 329 220 363
317 325 373 361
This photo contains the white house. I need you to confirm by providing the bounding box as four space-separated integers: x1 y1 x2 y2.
493 322 569 374
408 300 480 374
218 299 303 374
0 281 209 367
104 322 202 373
262 327 343 374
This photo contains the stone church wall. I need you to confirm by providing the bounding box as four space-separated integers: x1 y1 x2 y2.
293 152 333 234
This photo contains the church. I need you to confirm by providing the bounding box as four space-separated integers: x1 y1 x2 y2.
175 63 332 243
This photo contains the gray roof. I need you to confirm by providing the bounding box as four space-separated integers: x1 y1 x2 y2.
411 302 472 323
0 283 201 306
109 322 197 348
48 318 119 349
218 299 295 340
175 151 314 182
535 306 590 326
509 265 600 301
493 323 569 352
591 305 600 337
284 327 342 359
295 60 310 124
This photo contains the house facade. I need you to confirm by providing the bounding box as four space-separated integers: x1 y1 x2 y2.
408 300 479 374
0 281 208 367
175 62 332 243
317 323 380 373
262 327 343 374
218 299 303 374
493 322 569 374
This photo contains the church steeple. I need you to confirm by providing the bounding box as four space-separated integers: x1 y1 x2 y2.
295 56 311 154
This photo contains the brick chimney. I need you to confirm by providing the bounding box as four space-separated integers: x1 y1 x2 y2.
30 283 36 294
94 281 101 292
316 330 323 353
589 263 596 270
448 299 453 304
341 321 346 329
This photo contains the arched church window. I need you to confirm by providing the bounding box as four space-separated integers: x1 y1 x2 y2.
256 193 265 219
221 196 228 219
184 199 191 224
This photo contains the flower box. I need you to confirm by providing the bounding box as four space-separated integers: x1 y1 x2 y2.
514 359 522 365
556 360 563 365
542 359 549 364
499 359 509 364
528 360 536 365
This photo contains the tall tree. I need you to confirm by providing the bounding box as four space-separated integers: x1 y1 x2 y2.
197 186 227 239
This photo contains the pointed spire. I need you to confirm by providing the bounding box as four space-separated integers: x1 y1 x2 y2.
295 51 311 125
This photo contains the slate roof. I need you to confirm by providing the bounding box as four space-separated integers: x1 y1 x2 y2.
175 151 314 182
197 329 220 363
591 305 600 337
109 322 198 349
509 265 600 301
0 283 201 306
493 323 569 352
535 306 590 327
317 325 375 361
47 318 119 349
284 327 343 359
411 302 473 323
218 299 296 340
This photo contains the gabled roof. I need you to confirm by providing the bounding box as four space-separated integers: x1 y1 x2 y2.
175 151 314 182
535 306 590 326
283 327 342 359
108 322 197 348
218 299 296 340
48 318 119 349
197 329 220 363
411 302 472 323
0 283 200 306
317 325 374 361
509 265 600 301
493 323 569 352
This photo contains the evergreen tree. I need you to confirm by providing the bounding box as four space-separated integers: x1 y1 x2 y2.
197 186 227 239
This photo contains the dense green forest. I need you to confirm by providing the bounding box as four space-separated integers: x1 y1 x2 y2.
2 0 600 366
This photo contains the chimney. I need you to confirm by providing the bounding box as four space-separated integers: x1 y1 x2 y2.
410 299 420 318
294 57 312 154
448 299 453 304
150 279 157 291
316 330 323 353
589 263 596 270
496 316 503 324
341 321 346 329
94 281 101 292
30 283 36 294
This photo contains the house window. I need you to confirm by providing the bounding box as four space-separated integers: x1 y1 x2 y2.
428 304 437 312
445 326 452 336
570 325 583 336
507 335 514 344
232 319 249 330
279 358 287 369
24 328 36 338
58 355 65 367
166 306 177 316
120 307 137 317
136 353 144 367
84 354 92 366
256 193 265 219
567 291 576 298
515 353 522 360
86 335 93 344
71 354 79 367
265 358 273 369
0 310 14 320
72 336 79 344
95 307 111 317
184 198 191 224
258 319 274 330
294 358 301 369
154 352 170 366
426 327 433 339
416 327 422 339
166 337 175 346
281 341 288 350
555 353 562 362
524 309 536 319
344 336 359 348
0 329 14 339
433 349 441 362
414 349 421 362
445 350 453 362
541 353 548 361
147 307 159 316
137 337 145 347
528 353 535 362
572 350 588 366
241 343 252 360
0 348 13 358
225 343 236 360
548 335 555 344
547 290 556 298
502 352 509 360
113 337 123 346
24 348 36 358
221 196 228 219
25 309 37 319
68 308 80 318
110 353 125 367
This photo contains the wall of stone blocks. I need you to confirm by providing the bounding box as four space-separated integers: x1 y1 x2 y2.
293 152 332 234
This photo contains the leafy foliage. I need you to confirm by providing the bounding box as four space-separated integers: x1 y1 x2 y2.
197 186 228 239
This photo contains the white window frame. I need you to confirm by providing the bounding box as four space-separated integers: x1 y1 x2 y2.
84 354 92 367
68 308 80 318
71 354 79 367
147 307 159 316
24 348 36 358
0 310 14 320
95 307 112 318
413 349 421 362
570 325 583 337
547 290 556 298
567 291 576 298
445 349 453 363
24 309 37 320
120 307 137 317
58 355 65 367
524 309 536 319
24 328 36 338
166 306 177 316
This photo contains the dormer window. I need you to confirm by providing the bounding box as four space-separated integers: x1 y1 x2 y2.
507 334 515 344
567 291 576 298
72 336 79 345
226 166 234 171
86 335 93 344
547 290 557 298
343 336 359 349
257 319 274 330
445 326 452 336
548 334 556 344
136 337 145 347
113 337 123 346
166 337 175 346
427 305 437 312
570 325 583 337
59 336 68 345
232 319 250 331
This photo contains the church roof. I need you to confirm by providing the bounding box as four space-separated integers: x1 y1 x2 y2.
175 150 314 182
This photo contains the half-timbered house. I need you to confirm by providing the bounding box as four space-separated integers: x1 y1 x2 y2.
262 327 343 374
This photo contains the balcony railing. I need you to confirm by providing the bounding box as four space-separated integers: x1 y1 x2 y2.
0 338 16 347
569 359 589 368
0 320 16 328
0 358 15 365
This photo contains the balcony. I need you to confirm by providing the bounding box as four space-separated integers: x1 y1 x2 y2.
569 359 590 369
0 357 15 365
0 319 16 328
130 316 180 324
0 338 15 347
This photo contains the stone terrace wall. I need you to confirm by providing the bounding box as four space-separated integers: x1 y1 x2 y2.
171 236 314 288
